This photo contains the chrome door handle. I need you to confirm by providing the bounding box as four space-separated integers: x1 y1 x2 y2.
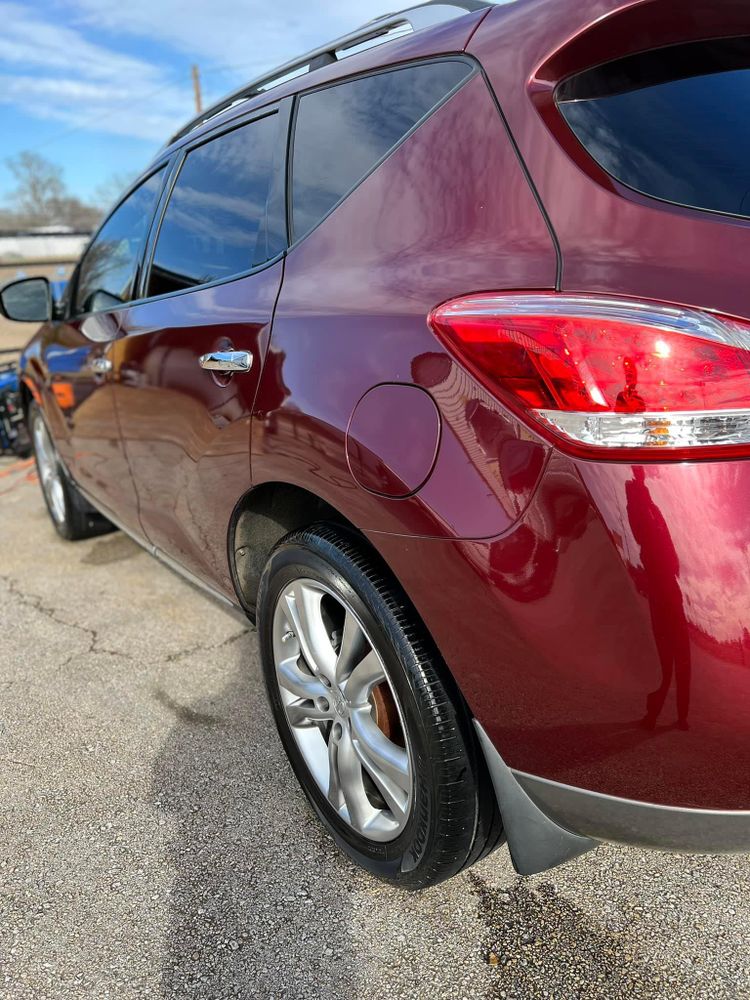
199 350 253 373
90 356 112 374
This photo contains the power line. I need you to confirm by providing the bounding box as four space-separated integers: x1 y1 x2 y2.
19 61 261 153
27 80 185 152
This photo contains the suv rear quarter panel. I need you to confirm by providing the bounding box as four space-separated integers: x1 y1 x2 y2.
252 71 558 538
373 455 750 811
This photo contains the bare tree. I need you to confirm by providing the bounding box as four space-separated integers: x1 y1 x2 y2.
7 152 66 224
2 151 101 231
93 172 137 212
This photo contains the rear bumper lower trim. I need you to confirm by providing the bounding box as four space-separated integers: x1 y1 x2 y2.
515 770 750 855
476 722 750 873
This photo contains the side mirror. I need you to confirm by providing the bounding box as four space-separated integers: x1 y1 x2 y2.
0 277 52 323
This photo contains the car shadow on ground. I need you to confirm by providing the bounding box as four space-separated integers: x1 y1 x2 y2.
149 632 367 999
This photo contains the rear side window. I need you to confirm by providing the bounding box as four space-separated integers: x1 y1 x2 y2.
147 112 280 298
291 59 473 239
75 168 164 315
557 37 750 219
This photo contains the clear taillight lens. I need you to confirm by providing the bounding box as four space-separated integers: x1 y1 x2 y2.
428 294 750 460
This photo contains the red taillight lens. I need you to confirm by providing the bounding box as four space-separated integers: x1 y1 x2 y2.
428 294 750 460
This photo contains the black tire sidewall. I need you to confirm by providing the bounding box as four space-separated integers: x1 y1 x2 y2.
29 403 109 541
29 404 73 539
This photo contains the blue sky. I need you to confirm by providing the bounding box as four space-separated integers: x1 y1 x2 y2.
0 0 388 206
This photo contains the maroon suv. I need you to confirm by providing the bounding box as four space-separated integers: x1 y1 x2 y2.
5 0 750 887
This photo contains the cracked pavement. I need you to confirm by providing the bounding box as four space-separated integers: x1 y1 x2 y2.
2 454 750 999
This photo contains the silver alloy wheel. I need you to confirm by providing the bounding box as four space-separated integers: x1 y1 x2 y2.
272 578 413 842
32 413 65 525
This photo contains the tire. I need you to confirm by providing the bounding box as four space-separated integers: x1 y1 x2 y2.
257 523 502 889
29 402 114 541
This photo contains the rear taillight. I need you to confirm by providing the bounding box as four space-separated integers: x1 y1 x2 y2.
428 294 750 461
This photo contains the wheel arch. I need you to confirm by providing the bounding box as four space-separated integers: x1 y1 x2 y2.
19 373 40 416
228 479 505 867
229 478 485 722
229 481 364 617
227 479 480 717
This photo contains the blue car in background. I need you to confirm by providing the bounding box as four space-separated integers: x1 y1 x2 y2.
0 353 28 456
0 278 67 455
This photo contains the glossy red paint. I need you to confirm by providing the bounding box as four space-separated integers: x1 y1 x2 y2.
113 260 283 593
35 313 142 532
252 72 555 539
16 0 750 824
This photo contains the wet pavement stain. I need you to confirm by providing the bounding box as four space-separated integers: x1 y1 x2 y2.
468 872 692 1000
81 533 141 566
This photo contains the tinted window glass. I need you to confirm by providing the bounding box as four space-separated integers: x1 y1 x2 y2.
75 169 164 314
292 60 472 239
558 37 750 218
148 113 279 297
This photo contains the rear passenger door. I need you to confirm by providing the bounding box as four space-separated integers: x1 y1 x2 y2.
112 102 289 595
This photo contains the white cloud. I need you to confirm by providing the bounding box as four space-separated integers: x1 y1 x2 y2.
0 1 191 144
0 0 398 148
66 0 389 72
0 2 168 83
0 74 188 142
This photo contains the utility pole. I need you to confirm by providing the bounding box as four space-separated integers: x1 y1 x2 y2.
191 64 203 115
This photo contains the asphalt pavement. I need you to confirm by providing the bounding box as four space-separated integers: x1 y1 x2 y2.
2 454 750 1000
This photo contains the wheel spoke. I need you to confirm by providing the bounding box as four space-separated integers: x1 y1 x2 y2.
336 726 372 832
335 610 369 685
357 753 410 823
33 417 65 523
343 650 386 705
326 733 343 811
277 654 329 702
284 583 336 679
286 699 333 727
35 425 52 473
350 708 410 792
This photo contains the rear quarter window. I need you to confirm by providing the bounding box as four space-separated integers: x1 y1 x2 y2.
557 37 750 219
291 59 474 240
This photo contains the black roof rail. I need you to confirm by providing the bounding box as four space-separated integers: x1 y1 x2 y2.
166 1 491 146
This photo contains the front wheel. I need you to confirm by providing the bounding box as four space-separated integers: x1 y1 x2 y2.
30 403 114 541
257 523 501 889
